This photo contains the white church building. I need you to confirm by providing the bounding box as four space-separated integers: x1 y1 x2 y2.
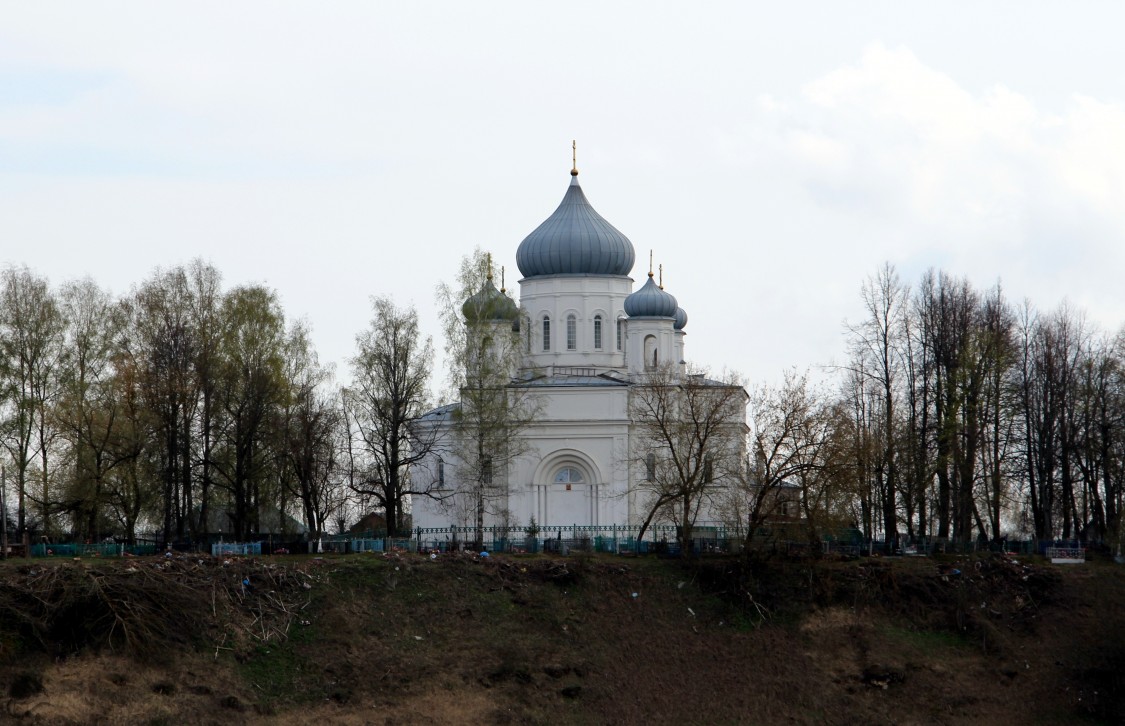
412 157 744 532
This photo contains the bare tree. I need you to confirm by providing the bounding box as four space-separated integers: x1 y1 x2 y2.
55 278 134 540
185 260 224 540
343 297 437 536
128 266 197 542
735 369 841 547
629 364 747 557
0 266 64 543
100 302 154 543
844 262 908 551
277 321 344 538
210 285 287 540
974 283 1017 542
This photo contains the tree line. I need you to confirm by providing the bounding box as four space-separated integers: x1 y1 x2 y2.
835 264 1124 548
0 260 443 548
1 255 1120 551
624 263 1124 554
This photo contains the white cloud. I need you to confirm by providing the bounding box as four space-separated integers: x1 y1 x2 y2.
744 44 1123 320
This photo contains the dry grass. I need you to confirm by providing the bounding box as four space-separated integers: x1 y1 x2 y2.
0 554 320 661
0 550 1121 724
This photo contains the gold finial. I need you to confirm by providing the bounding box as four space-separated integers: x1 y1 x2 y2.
486 252 493 281
571 140 578 176
659 264 664 289
648 250 654 278
500 266 506 293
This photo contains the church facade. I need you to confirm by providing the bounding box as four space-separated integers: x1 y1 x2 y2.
413 159 744 532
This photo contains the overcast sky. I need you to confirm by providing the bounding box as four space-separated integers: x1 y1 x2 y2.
2 2 1123 392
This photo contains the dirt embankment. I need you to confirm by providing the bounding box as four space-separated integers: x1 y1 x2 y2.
0 551 1121 725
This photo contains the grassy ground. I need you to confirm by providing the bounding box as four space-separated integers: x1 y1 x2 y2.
0 550 1122 724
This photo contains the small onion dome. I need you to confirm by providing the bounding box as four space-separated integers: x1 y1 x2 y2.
516 174 636 278
462 281 519 323
624 275 678 318
674 306 688 330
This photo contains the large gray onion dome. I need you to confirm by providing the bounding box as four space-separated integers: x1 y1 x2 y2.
674 306 688 330
516 173 636 278
624 275 678 318
462 280 519 323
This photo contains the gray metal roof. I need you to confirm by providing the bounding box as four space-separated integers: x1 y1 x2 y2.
419 402 460 421
462 279 519 323
624 275 678 318
519 372 631 387
516 174 636 278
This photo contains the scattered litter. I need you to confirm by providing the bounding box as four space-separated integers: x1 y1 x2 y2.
687 607 696 617
413 635 423 641
631 592 639 599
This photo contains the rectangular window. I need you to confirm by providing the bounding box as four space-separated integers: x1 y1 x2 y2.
482 456 493 486
616 318 623 351
542 317 551 352
645 453 656 482
566 315 576 350
437 459 445 487
594 316 603 349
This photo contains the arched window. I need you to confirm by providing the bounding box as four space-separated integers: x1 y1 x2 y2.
593 315 603 350
542 316 551 352
644 335 658 370
482 455 493 486
645 453 656 482
566 314 577 350
703 455 714 484
617 318 624 351
437 458 445 488
553 467 585 484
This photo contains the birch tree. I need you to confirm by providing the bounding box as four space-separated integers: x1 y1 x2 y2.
436 249 534 542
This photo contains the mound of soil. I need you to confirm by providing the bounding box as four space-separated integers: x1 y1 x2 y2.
0 551 1120 724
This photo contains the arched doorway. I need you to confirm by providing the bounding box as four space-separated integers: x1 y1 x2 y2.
532 451 601 527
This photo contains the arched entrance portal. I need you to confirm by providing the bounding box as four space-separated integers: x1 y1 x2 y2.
531 450 601 527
